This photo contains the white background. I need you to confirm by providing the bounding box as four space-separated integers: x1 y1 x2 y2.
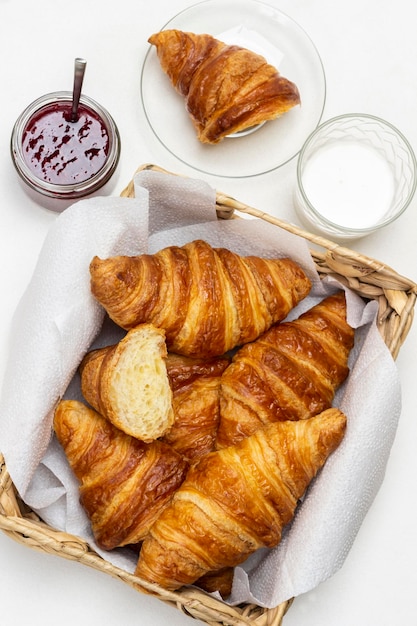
0 0 416 624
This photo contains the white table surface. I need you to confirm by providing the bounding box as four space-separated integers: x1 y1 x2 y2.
1 0 416 624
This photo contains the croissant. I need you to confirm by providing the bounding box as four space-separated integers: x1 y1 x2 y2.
216 292 354 448
89 240 312 358
161 353 230 463
53 400 188 550
134 408 347 591
79 324 174 442
148 29 301 143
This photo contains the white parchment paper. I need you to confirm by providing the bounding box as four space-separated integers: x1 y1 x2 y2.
0 170 401 608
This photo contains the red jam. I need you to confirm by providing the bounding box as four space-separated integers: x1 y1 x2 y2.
22 102 110 186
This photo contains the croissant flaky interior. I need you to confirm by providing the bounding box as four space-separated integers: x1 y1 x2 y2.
148 29 301 143
89 239 312 359
134 408 347 591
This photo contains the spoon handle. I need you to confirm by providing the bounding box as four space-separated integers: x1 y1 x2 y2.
70 57 87 122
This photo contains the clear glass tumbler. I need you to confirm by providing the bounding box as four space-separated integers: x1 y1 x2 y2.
294 114 416 240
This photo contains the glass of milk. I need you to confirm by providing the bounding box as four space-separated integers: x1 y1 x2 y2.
294 114 416 240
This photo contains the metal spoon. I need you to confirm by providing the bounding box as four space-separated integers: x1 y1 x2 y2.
70 57 87 122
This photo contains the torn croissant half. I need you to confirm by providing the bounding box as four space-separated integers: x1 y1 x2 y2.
148 29 301 143
135 407 347 591
79 324 174 442
81 336 229 460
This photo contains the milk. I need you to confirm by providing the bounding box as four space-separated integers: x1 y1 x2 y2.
300 140 395 229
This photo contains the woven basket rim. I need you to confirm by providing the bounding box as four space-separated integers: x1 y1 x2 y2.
1 163 416 626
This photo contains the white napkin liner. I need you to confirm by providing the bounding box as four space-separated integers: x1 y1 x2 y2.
0 170 401 608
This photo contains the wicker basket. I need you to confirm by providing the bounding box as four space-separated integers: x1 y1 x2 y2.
1 163 416 626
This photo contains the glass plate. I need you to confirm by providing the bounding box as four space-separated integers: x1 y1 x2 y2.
140 0 326 178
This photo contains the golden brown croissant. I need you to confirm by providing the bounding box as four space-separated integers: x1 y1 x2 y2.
148 29 301 143
89 240 312 358
216 292 354 449
134 408 347 591
161 353 230 463
79 324 174 442
54 400 188 550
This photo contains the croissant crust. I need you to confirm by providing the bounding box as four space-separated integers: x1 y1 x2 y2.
161 353 230 463
89 239 311 359
216 291 354 448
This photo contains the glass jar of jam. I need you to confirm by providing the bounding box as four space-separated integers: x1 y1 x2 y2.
11 91 121 201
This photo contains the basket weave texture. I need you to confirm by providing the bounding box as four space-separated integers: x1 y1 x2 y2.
1 163 416 626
